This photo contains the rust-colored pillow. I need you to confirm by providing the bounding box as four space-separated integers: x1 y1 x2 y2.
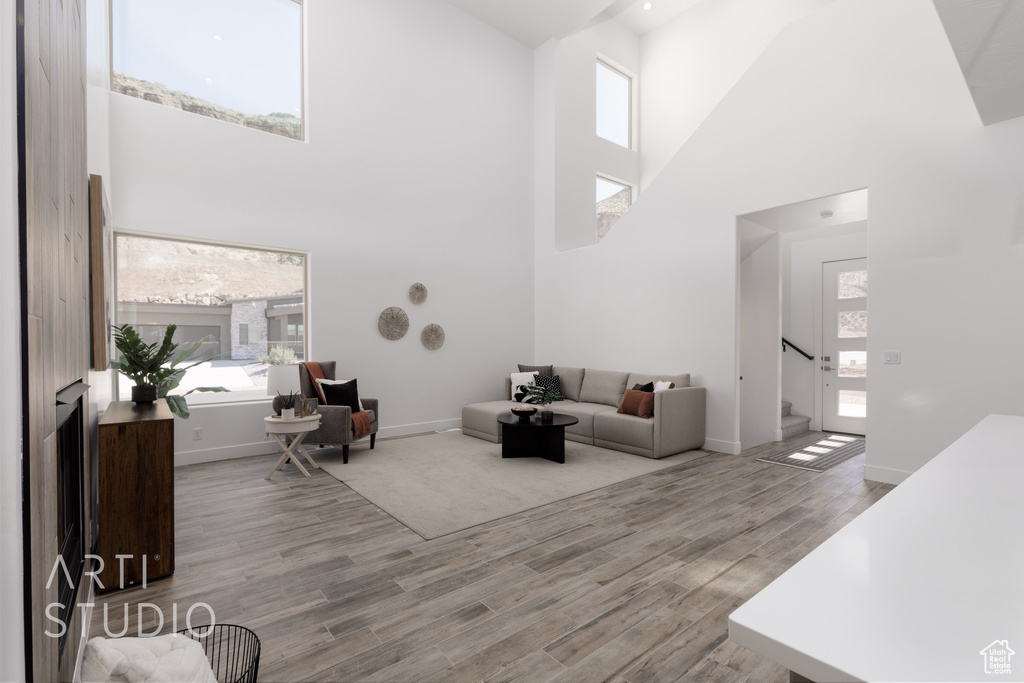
617 389 655 419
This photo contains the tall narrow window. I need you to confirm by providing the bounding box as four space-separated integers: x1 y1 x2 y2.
112 0 304 140
597 175 632 241
596 60 631 148
115 234 307 405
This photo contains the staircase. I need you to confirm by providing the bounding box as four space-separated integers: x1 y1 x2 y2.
781 401 811 439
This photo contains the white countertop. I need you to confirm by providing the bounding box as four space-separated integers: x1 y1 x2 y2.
729 414 1024 682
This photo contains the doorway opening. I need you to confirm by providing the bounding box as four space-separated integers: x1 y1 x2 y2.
738 188 868 450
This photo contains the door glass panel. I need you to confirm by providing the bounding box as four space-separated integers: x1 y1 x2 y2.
838 310 867 338
838 390 866 417
838 351 867 377
838 270 867 299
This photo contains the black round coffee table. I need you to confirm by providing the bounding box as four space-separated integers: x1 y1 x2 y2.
497 412 579 464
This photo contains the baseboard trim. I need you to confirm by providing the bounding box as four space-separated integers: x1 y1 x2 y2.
378 419 462 439
863 464 911 485
703 438 742 455
175 419 465 466
175 441 278 466
773 429 784 441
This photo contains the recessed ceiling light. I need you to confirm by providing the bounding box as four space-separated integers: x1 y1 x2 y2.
643 2 653 9
213 35 223 42
820 210 834 219
205 78 214 85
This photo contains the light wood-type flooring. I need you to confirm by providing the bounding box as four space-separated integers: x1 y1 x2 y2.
88 431 893 682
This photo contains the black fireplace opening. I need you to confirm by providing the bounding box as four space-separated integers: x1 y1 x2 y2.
55 380 87 662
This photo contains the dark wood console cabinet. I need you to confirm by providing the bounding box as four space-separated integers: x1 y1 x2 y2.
96 400 175 591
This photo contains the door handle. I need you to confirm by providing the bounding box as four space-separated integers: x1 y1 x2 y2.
822 365 833 372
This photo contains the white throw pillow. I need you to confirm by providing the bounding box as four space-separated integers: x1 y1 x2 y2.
653 381 676 392
316 378 365 411
510 371 538 402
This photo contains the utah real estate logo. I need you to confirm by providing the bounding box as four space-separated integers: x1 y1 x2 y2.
980 640 1014 675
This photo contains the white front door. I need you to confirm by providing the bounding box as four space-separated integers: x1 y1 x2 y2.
822 258 867 434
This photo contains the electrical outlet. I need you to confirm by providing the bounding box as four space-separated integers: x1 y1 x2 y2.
193 427 203 441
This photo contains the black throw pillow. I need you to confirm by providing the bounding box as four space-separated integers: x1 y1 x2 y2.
534 374 564 401
321 378 360 413
632 382 655 393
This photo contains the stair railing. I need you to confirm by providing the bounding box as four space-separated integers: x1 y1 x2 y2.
781 337 814 361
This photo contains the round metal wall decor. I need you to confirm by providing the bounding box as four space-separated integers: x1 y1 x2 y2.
378 306 410 340
421 324 445 350
409 283 428 305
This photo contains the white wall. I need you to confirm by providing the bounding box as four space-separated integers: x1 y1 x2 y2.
537 0 1024 480
639 0 831 190
740 231 781 449
0 3 25 679
551 20 640 251
104 0 537 462
781 224 867 429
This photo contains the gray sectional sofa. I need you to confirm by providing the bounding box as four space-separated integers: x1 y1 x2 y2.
462 366 706 459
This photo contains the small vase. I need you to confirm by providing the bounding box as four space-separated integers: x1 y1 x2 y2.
272 395 284 416
281 408 295 420
132 384 158 403
541 410 554 422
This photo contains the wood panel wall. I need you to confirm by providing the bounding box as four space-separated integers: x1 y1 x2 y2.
18 0 91 679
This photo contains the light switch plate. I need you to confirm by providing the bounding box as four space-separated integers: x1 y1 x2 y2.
884 351 902 365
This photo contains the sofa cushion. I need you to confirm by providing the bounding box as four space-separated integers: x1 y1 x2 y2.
579 369 629 407
555 401 616 440
462 400 517 442
594 411 655 453
618 389 655 419
518 363 553 376
632 381 655 392
627 372 690 390
553 366 585 401
654 381 675 392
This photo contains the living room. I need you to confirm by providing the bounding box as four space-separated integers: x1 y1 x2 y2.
4 0 1024 681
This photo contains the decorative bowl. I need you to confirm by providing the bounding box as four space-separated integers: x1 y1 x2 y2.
511 405 537 422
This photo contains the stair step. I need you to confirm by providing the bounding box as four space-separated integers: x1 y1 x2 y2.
781 413 811 439
781 401 792 417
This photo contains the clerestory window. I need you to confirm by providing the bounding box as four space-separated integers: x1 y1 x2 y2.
596 60 631 149
596 175 632 241
111 0 304 140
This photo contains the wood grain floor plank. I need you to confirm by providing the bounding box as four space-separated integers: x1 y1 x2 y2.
87 435 891 682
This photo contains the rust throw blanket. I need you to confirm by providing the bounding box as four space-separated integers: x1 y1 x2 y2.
301 361 328 403
352 411 371 440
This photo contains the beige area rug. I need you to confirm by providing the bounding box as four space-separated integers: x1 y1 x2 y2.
316 430 697 539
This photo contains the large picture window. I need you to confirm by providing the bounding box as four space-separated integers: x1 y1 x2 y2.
114 233 307 405
111 0 304 140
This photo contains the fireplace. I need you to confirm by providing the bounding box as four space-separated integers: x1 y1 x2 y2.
55 380 88 660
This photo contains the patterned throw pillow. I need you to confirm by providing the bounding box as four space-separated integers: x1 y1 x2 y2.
510 371 538 403
532 374 564 402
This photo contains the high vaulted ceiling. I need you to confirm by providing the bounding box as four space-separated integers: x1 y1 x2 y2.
930 0 1024 125
440 0 1024 126
440 0 706 47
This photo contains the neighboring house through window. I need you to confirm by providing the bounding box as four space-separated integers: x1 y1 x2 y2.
114 233 308 405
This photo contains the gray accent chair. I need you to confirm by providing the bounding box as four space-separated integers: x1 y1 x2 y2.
297 361 378 464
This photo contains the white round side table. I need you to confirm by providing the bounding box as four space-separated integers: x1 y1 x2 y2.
264 413 322 480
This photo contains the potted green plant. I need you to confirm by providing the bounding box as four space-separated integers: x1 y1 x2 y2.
110 323 227 419
278 391 299 420
517 381 563 421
